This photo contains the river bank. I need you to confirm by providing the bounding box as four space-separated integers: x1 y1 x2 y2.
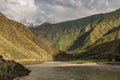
0 59 30 80
15 61 120 80
25 61 120 71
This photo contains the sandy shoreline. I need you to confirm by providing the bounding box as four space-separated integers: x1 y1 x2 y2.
25 61 120 71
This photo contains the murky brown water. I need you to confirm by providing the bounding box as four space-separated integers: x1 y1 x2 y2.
15 62 120 80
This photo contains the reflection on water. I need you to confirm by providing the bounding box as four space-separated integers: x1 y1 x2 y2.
15 66 120 80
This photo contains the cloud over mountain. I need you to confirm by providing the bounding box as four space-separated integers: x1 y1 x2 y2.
0 0 120 24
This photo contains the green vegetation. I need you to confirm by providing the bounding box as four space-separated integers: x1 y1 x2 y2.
71 60 97 64
53 50 73 61
16 59 45 65
0 55 30 80
30 9 120 62
71 60 120 66
99 61 120 65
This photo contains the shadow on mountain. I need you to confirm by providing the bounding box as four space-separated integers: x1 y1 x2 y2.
104 25 120 36
53 50 74 61
74 39 120 61
67 28 93 51
53 39 120 61
114 42 120 61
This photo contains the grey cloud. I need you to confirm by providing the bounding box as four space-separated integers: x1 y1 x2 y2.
0 0 120 25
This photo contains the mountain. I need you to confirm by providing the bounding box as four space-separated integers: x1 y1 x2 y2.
30 9 120 60
0 12 53 63
30 14 103 50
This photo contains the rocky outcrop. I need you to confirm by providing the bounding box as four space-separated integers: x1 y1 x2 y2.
0 55 30 80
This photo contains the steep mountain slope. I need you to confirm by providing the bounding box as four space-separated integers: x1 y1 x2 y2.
30 14 103 50
0 12 52 62
68 8 120 52
78 26 120 60
30 9 120 60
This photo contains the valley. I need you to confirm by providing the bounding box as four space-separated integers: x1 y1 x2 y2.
30 9 120 61
0 7 120 80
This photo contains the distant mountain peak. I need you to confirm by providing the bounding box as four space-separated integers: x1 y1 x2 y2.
41 22 52 26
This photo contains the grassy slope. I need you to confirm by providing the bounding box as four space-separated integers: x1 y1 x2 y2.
75 9 120 59
68 9 120 53
0 13 53 63
30 9 120 60
30 14 103 51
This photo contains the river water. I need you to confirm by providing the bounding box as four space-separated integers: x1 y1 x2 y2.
15 61 120 80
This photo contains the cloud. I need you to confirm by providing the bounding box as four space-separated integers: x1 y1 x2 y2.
0 0 120 25
0 0 37 23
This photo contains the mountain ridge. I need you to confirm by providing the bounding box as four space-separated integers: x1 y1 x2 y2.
30 8 120 60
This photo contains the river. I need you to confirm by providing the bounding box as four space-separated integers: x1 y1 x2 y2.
14 61 120 80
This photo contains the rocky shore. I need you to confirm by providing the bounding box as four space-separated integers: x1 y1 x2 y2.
0 56 30 80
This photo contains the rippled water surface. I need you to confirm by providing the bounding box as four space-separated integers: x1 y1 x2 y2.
15 66 120 80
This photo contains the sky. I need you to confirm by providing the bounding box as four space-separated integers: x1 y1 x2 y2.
0 0 120 25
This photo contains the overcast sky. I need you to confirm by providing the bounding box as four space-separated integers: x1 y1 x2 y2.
0 0 120 25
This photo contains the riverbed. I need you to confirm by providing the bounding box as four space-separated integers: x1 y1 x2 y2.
15 61 120 80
